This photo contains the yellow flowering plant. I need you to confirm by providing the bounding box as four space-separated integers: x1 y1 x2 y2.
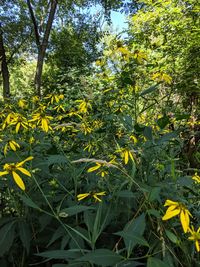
4 140 20 155
0 13 199 264
116 147 135 165
0 156 33 190
77 191 106 202
188 226 200 252
192 173 200 183
29 113 53 132
162 199 192 233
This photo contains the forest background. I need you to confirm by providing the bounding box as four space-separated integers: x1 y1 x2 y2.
0 0 200 266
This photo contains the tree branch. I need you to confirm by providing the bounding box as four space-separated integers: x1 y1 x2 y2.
41 0 58 48
27 0 40 47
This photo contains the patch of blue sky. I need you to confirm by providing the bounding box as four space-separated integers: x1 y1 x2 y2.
87 4 128 34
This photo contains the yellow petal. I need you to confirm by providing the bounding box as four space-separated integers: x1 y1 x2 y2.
87 164 101 173
16 122 20 133
96 191 106 196
12 171 25 191
9 141 17 151
77 193 90 201
166 205 178 212
129 151 134 162
42 118 48 132
162 208 180 220
93 195 102 202
164 199 179 207
4 144 8 155
180 210 190 233
124 150 129 164
17 156 34 167
0 171 9 176
17 167 31 177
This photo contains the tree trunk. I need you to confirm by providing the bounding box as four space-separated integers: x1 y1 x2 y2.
0 23 10 98
35 46 46 96
27 0 58 96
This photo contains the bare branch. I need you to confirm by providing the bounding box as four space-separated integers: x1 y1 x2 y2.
71 158 118 168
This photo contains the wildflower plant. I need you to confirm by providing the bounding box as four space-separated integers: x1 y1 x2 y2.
0 23 199 267
0 156 33 190
162 199 192 233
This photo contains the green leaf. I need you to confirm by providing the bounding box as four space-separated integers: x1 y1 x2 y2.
47 226 65 247
175 114 190 120
177 176 193 187
37 249 86 260
157 116 170 129
20 195 41 210
39 214 52 231
134 123 145 133
116 190 136 198
156 131 178 144
77 249 123 266
117 260 145 267
116 232 149 247
0 221 16 257
18 221 31 254
148 187 161 202
143 126 153 141
165 230 179 244
59 205 94 217
47 155 68 166
118 213 146 253
139 84 159 96
147 209 160 218
147 257 169 267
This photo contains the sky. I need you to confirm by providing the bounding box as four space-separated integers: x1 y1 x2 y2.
88 4 128 33
110 10 128 32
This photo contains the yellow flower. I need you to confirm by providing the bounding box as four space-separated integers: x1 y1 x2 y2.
53 104 65 113
10 114 29 133
133 50 147 64
76 99 92 114
2 112 17 130
116 148 134 165
4 140 20 155
77 191 106 202
30 113 53 132
59 94 64 100
162 200 192 233
99 170 108 177
130 134 138 144
152 72 172 84
31 96 40 103
0 156 33 190
29 137 35 144
18 99 27 109
192 173 200 183
44 94 60 104
77 192 90 201
80 122 92 135
87 161 111 177
84 143 93 153
188 226 200 252
92 120 103 130
87 163 101 173
67 110 82 119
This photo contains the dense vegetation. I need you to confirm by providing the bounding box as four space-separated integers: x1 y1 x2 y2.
0 0 199 266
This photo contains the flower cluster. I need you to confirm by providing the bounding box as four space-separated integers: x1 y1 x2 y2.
162 198 200 252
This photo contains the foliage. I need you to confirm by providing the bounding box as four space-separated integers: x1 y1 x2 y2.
129 0 200 113
0 0 200 266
